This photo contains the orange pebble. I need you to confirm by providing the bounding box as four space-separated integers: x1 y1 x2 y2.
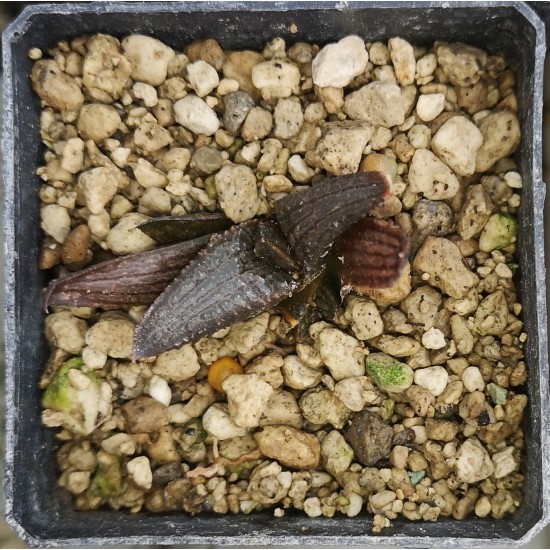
207 356 244 392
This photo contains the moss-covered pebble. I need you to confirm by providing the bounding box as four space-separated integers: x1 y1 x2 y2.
365 352 414 393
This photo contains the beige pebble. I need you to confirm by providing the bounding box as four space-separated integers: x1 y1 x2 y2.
414 366 449 396
462 366 485 392
388 37 416 86
263 174 293 193
431 116 483 176
421 327 446 350
106 212 156 256
122 35 175 86
312 36 369 88
416 93 445 122
217 78 239 95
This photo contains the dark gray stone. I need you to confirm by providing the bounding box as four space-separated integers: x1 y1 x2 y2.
223 91 255 135
345 411 394 466
190 146 224 174
412 199 454 252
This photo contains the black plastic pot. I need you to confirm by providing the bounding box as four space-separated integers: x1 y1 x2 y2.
2 1 549 547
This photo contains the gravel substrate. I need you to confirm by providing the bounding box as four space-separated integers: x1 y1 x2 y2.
31 33 527 532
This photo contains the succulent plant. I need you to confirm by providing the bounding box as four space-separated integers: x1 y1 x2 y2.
45 172 409 358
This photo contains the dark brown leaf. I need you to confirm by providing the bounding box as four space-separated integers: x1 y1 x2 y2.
273 171 389 275
278 278 321 329
133 221 300 359
138 213 233 245
44 235 211 309
315 262 341 322
254 221 300 272
336 217 410 293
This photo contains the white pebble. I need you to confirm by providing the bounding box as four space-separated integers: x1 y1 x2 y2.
223 373 274 429
315 120 373 175
370 490 396 511
318 327 364 381
414 366 449 396
303 497 323 517
431 116 483 176
68 368 91 390
154 345 200 382
503 171 523 189
461 366 485 392
134 158 167 188
79 167 118 215
370 126 393 150
421 327 446 350
408 125 431 150
304 102 327 123
288 155 315 183
388 37 416 86
202 404 248 440
252 60 300 99
147 375 172 406
139 187 172 214
106 213 156 255
41 204 71 244
369 42 390 65
133 82 158 107
174 94 220 135
282 355 322 390
273 97 304 139
312 36 369 88
82 346 108 370
455 438 494 483
240 142 262 164
344 296 384 340
111 147 131 168
122 35 175 86
277 471 293 489
492 446 518 479
88 210 111 238
61 138 85 174
475 111 521 172
127 456 153 490
215 164 261 222
187 60 220 97
344 82 405 128
346 492 363 517
411 425 427 444
101 433 136 456
416 53 437 78
416 93 445 122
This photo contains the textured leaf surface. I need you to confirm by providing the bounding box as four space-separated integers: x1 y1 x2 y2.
336 217 410 292
133 221 300 358
138 213 233 244
273 172 388 275
44 236 211 309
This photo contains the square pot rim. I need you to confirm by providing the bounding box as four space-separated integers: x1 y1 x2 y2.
2 1 549 547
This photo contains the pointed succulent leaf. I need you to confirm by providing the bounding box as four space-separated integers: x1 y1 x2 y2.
278 278 321 329
274 171 389 275
254 220 300 272
44 235 211 309
134 221 300 358
137 212 233 244
315 259 342 323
